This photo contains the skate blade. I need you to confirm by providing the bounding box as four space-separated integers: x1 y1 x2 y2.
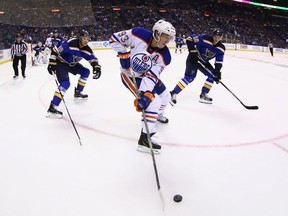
74 97 88 101
199 99 212 104
137 145 160 154
46 112 63 119
157 119 169 124
169 100 177 106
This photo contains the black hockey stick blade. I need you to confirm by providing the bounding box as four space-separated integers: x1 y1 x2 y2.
220 81 259 110
242 103 259 110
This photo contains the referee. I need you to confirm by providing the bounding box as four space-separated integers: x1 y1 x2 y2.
11 34 28 79
268 41 274 57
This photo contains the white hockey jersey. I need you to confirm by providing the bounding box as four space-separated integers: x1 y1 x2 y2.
110 27 172 92
45 37 52 48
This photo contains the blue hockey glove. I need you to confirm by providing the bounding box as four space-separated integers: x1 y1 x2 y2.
91 62 101 79
134 91 155 112
117 52 130 69
47 60 57 75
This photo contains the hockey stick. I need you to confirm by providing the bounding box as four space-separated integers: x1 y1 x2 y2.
219 81 259 110
130 71 165 210
198 61 259 110
51 46 83 144
52 72 82 146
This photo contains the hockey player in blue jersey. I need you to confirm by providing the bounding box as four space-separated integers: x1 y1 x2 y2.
51 30 63 47
32 41 46 65
33 42 45 55
46 30 102 118
170 29 225 104
175 34 184 53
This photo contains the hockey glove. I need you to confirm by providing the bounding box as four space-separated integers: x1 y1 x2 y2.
134 91 155 112
47 60 57 75
117 52 130 69
213 71 221 84
91 62 101 79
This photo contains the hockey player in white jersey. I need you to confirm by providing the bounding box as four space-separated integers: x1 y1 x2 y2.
45 32 53 49
110 20 176 153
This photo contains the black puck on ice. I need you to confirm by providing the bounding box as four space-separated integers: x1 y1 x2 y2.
173 194 183 202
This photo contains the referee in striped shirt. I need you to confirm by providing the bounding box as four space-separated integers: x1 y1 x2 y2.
11 34 28 79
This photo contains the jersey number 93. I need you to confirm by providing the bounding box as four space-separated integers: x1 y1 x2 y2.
118 31 129 43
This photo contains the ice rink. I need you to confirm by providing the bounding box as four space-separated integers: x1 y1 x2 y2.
0 49 288 216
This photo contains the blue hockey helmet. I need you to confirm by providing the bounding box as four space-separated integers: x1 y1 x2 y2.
79 30 89 37
213 28 223 37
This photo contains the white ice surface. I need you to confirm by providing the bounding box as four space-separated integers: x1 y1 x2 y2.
0 49 288 216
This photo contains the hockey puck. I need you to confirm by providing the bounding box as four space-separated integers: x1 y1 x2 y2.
173 194 183 202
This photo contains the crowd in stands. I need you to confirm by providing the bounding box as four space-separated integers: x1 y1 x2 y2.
0 0 287 50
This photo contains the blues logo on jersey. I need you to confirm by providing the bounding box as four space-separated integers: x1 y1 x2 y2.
202 49 216 60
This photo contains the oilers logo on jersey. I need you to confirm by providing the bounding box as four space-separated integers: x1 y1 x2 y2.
131 53 152 73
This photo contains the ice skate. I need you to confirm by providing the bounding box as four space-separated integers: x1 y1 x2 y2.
169 91 177 106
13 75 18 80
46 102 63 119
74 87 88 101
157 113 169 124
137 132 161 154
199 92 213 104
